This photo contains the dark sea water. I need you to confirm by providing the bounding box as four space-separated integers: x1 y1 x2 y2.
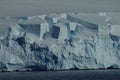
0 69 120 80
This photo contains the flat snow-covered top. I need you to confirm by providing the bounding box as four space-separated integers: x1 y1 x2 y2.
0 19 17 29
108 12 120 25
18 17 45 24
68 13 106 26
46 14 61 18
57 18 71 24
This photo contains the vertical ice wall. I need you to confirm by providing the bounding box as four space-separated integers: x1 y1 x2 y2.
52 23 68 40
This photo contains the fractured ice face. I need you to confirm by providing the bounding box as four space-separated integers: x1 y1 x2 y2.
16 17 49 43
0 12 120 71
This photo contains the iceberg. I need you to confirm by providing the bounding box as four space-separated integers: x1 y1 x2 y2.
0 13 120 71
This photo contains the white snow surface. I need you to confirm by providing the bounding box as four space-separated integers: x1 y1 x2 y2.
0 13 120 71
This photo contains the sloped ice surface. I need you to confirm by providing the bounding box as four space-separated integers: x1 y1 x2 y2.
0 13 120 71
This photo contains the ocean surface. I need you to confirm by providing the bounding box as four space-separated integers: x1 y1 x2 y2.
0 69 120 80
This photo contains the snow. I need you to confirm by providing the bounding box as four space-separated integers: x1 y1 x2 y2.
0 30 8 40
18 17 45 24
99 12 107 16
45 14 62 23
45 13 67 29
38 14 47 20
57 18 77 31
108 13 120 25
10 23 24 36
67 13 106 28
17 17 49 42
0 21 15 40
0 12 120 71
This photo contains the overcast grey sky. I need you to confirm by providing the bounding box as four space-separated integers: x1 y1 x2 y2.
0 0 120 17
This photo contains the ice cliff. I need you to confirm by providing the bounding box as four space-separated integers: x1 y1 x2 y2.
0 13 120 71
